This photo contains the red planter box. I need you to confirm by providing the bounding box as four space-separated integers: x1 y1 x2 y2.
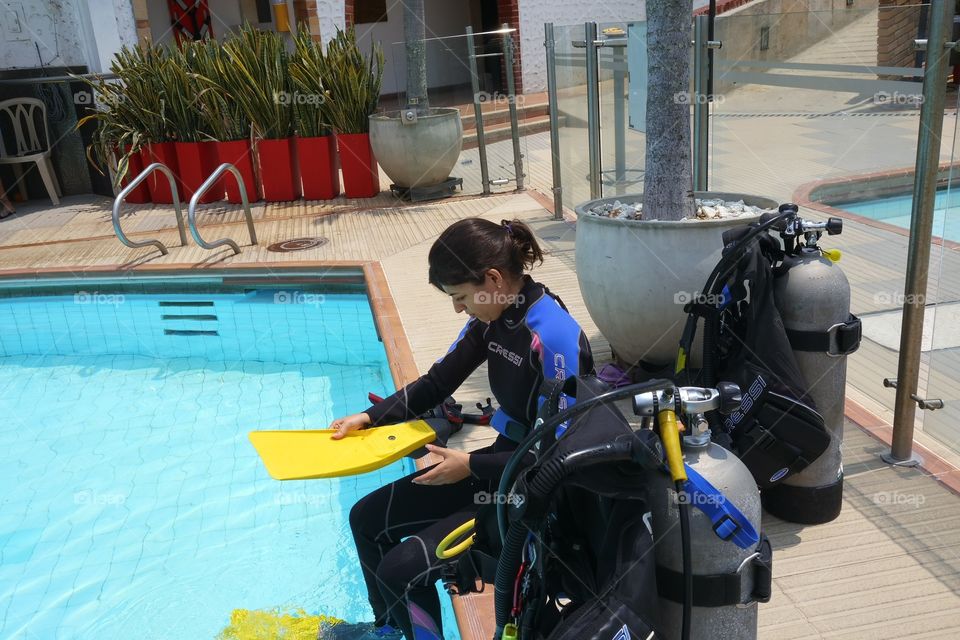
143 142 183 204
115 145 150 203
296 135 340 200
216 140 259 204
175 141 222 204
338 132 380 199
256 138 300 202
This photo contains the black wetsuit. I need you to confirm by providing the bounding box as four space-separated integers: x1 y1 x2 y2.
349 276 594 640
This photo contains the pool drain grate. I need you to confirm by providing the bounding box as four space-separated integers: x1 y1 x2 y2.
267 237 329 252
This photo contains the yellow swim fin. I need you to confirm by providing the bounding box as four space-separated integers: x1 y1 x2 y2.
249 420 438 480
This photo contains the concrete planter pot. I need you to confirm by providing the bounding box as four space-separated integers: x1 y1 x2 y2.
369 108 463 188
574 192 778 368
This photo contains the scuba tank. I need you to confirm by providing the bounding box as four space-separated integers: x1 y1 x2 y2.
763 206 861 524
483 377 771 640
639 388 771 640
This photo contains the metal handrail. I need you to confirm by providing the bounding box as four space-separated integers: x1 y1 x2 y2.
112 162 187 255
187 163 258 255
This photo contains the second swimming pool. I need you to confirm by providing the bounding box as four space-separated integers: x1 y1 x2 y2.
839 187 960 243
0 275 458 639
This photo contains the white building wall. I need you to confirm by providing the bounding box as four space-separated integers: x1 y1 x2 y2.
518 0 645 92
1 0 90 69
356 0 473 98
315 0 346 43
0 0 137 72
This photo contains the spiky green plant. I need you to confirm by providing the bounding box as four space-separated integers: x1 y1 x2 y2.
154 43 212 143
219 24 294 140
289 27 332 138
77 44 172 186
316 27 384 134
189 38 251 142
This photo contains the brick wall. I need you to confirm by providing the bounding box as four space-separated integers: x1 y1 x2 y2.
344 0 355 28
878 0 925 70
498 0 522 94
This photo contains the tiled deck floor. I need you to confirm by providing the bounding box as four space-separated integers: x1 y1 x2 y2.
1 188 958 638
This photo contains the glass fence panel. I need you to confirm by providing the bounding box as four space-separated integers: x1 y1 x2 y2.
554 23 591 208
711 5 934 417
384 29 527 197
597 21 643 198
922 79 960 456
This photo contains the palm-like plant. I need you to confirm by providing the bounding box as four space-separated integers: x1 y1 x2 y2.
314 27 384 134
189 38 251 142
219 24 294 140
78 44 171 186
289 27 332 138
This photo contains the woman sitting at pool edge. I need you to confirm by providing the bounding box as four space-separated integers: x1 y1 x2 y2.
322 218 595 640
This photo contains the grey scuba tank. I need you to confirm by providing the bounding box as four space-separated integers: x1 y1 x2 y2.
764 246 858 524
647 430 767 640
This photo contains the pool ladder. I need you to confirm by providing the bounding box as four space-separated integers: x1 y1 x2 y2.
113 162 258 256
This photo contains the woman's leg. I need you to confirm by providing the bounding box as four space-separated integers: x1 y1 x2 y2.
349 465 483 635
374 510 480 640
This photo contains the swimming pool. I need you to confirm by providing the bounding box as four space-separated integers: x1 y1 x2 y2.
839 187 960 243
0 274 458 639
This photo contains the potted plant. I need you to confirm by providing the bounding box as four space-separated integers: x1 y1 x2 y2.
162 42 223 204
116 45 184 204
319 27 384 198
222 24 299 202
290 28 340 201
574 1 777 370
368 0 463 194
189 38 257 204
78 74 151 203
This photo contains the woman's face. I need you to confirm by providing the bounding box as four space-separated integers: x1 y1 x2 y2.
442 270 508 323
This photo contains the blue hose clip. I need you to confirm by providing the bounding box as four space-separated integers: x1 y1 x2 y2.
681 464 759 550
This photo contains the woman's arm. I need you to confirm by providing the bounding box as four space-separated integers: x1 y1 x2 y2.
364 319 488 426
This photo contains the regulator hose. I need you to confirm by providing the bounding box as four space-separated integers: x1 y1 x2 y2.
492 440 640 638
677 210 795 386
678 479 693 640
496 379 675 542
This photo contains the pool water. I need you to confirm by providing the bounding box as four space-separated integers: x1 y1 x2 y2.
840 187 960 242
0 287 458 639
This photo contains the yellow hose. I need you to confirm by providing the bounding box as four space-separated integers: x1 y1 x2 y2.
658 409 687 483
436 518 477 559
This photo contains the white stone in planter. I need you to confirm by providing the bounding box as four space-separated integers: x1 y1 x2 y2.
574 192 778 368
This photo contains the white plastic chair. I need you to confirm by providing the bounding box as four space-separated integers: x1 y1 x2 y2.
0 97 61 206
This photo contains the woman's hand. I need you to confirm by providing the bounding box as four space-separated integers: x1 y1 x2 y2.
412 445 472 485
329 412 372 439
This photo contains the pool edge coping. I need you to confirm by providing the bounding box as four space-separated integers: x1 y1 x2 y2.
794 166 960 252
846 398 960 498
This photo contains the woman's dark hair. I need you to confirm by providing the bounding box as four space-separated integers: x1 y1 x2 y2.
428 218 544 289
